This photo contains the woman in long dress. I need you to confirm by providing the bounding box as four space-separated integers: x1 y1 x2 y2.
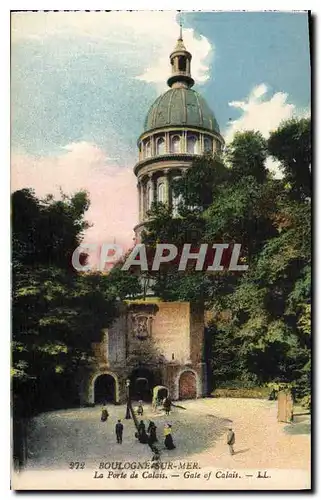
137 420 148 444
164 424 176 450
147 421 158 444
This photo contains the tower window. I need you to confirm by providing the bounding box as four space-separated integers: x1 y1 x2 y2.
145 141 151 158
171 135 181 154
156 137 165 155
187 135 199 154
158 182 165 203
178 56 187 71
204 137 213 153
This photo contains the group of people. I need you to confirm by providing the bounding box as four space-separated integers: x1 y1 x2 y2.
101 404 236 456
101 403 176 451
136 420 175 450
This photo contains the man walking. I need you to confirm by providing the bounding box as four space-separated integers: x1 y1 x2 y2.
115 419 124 444
227 428 235 455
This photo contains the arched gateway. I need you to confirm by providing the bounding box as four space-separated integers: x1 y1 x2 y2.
92 372 119 404
130 368 159 402
178 370 197 400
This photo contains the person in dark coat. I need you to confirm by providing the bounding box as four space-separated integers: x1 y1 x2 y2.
101 405 109 422
163 397 171 416
227 428 235 455
115 419 124 444
164 424 176 450
147 421 158 444
137 420 148 444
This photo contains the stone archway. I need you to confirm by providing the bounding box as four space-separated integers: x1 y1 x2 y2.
91 372 119 404
130 367 158 402
178 370 197 400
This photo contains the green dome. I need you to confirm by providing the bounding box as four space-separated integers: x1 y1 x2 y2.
144 88 220 134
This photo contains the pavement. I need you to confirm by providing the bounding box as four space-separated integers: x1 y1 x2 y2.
24 398 310 471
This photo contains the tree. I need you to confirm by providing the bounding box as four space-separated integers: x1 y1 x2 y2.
268 118 311 199
12 189 120 414
140 120 311 401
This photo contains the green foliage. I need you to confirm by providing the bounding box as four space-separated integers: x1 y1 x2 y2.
225 130 268 184
12 189 120 414
143 118 311 395
213 387 271 399
268 118 311 199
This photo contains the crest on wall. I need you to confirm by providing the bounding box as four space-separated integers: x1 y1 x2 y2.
133 314 151 340
128 303 158 341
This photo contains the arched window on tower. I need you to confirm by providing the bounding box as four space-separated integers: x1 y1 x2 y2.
204 137 213 154
171 135 181 154
178 56 187 71
156 137 165 155
158 182 165 204
145 140 151 158
187 135 199 154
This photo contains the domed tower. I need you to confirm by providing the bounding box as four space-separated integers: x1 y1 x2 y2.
134 30 224 239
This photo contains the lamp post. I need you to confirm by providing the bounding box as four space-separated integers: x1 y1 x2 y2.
125 378 131 419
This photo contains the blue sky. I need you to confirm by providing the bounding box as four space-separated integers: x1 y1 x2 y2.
186 12 310 128
11 11 310 248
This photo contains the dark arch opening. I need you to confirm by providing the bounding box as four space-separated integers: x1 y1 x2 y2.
178 56 187 71
94 374 116 404
130 367 159 402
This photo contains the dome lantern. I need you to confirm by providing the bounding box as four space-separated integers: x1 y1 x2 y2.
167 25 195 89
133 27 224 240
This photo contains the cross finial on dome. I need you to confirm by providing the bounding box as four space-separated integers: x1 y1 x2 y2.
179 15 183 41
175 14 186 51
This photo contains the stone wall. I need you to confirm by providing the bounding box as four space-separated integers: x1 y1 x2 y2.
87 300 206 404
151 302 191 363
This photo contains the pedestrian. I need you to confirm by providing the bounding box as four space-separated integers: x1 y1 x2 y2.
163 397 171 416
164 423 176 450
147 420 158 444
101 404 109 422
137 420 148 444
227 428 235 455
151 447 161 468
115 419 124 444
137 400 144 416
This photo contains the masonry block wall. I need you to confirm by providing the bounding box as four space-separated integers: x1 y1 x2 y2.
87 300 206 404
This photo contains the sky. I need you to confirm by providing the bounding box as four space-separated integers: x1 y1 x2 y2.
11 11 311 251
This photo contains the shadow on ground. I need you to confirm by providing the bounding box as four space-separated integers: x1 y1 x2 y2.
284 422 311 435
284 414 311 436
24 404 231 468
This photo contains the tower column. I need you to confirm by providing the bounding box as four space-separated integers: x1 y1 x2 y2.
183 130 187 153
137 181 141 223
200 133 204 154
163 169 170 205
146 173 155 215
141 181 146 220
165 132 169 154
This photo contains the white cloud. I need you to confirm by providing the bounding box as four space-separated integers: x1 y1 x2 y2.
224 83 310 177
225 84 296 143
11 11 213 90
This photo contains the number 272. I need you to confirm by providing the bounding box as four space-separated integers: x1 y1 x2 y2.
69 462 85 469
